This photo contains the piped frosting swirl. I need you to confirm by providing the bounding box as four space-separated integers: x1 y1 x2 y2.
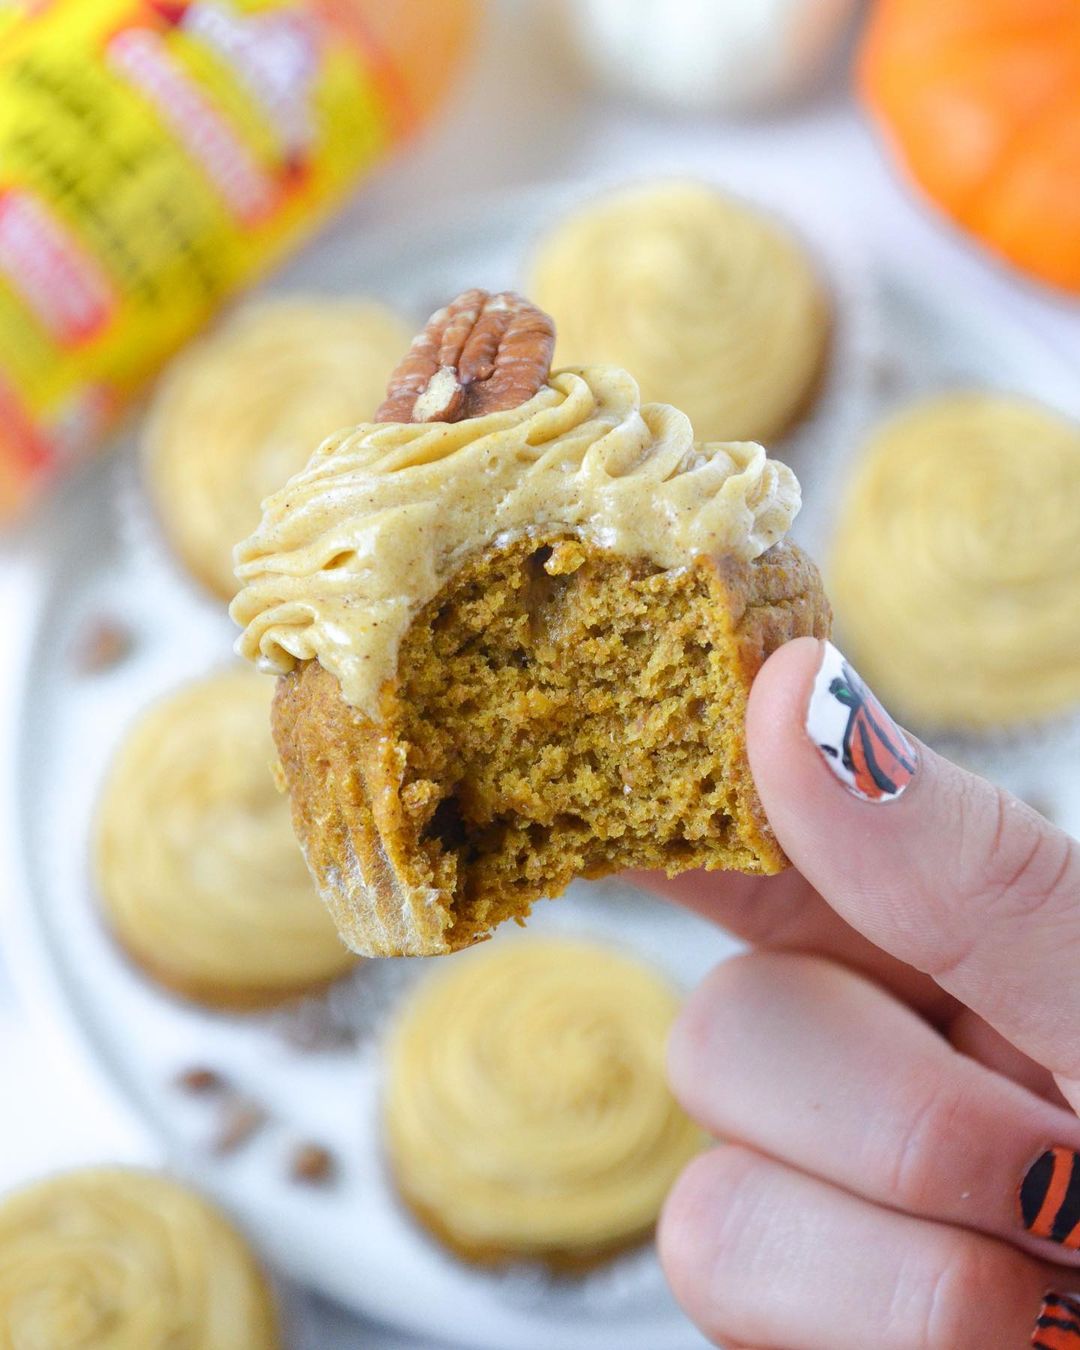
384 939 703 1258
0 1169 279 1349
231 365 800 716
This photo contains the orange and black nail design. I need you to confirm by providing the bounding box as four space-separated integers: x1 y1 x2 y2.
1033 1293 1080 1348
1021 1149 1080 1249
806 642 918 802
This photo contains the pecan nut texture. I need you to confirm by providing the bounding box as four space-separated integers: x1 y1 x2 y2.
375 289 556 424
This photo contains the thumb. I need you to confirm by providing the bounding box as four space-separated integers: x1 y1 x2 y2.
747 638 1080 1091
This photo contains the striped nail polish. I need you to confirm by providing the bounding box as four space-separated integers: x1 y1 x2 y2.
1033 1293 1080 1348
1021 1149 1080 1249
806 641 918 802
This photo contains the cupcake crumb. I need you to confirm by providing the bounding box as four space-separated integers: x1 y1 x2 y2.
74 618 133 673
175 1066 226 1094
212 1097 267 1154
289 1142 336 1185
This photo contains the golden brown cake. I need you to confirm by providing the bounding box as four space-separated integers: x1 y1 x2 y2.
143 295 412 600
94 669 356 1008
232 290 830 957
830 392 1080 729
0 1168 280 1349
383 938 703 1270
531 180 830 443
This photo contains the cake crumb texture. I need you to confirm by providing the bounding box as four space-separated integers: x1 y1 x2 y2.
273 533 830 957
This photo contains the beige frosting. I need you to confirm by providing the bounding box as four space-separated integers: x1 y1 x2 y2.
144 296 412 599
0 1169 279 1349
384 939 703 1256
231 365 800 716
95 670 355 1004
830 393 1080 728
531 181 829 443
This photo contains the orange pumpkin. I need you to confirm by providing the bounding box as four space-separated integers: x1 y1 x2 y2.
858 0 1080 294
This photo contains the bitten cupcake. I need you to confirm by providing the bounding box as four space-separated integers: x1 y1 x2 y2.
95 669 356 1009
0 1168 280 1348
144 296 412 600
232 289 830 958
830 392 1080 730
383 938 703 1270
531 180 830 443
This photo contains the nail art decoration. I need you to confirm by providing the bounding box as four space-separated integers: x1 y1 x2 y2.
806 641 917 802
1033 1293 1080 1348
1021 1149 1080 1250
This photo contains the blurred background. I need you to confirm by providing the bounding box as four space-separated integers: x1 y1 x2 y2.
0 1 1077 1346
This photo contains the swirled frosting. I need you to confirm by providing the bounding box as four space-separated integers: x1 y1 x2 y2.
384 939 703 1259
95 670 355 1005
144 296 411 599
0 1169 280 1349
830 393 1080 728
231 365 800 716
531 181 829 443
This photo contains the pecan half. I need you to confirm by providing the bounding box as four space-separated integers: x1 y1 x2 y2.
375 289 555 424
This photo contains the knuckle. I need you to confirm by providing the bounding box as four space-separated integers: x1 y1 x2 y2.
927 780 1078 984
885 1066 969 1213
903 1237 1015 1350
982 788 1074 912
975 785 1076 922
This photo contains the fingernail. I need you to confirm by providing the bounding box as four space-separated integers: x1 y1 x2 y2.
1020 1149 1080 1249
1032 1292 1080 1347
806 641 918 802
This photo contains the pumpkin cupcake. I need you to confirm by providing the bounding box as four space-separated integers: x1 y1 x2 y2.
530 180 830 443
232 289 830 957
0 1168 280 1349
95 669 356 1009
383 938 703 1270
144 296 412 600
830 392 1080 730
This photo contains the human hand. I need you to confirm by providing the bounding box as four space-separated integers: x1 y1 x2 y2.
637 638 1080 1349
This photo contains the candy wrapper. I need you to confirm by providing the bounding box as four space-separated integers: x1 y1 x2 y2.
0 0 475 520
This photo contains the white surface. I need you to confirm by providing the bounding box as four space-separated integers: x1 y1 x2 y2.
1 3 1079 1346
562 0 858 113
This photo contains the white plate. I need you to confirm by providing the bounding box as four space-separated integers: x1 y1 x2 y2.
6 178 1079 1350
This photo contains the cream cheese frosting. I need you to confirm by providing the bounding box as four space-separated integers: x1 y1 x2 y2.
143 296 412 600
830 392 1080 728
531 181 829 443
0 1169 280 1349
95 670 355 1004
384 939 703 1257
231 365 800 717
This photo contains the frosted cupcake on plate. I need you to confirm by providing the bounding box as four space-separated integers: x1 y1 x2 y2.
95 669 356 1009
143 296 412 600
0 1168 280 1348
531 180 830 443
383 938 703 1270
830 392 1080 730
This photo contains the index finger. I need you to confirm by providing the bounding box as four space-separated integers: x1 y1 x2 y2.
748 638 1080 1092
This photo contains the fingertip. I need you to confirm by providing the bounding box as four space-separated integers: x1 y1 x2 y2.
657 1149 727 1331
746 636 823 803
747 637 822 736
667 957 757 1112
666 963 723 1109
659 1146 768 1345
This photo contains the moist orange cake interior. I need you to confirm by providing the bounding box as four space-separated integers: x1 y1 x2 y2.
380 532 790 947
